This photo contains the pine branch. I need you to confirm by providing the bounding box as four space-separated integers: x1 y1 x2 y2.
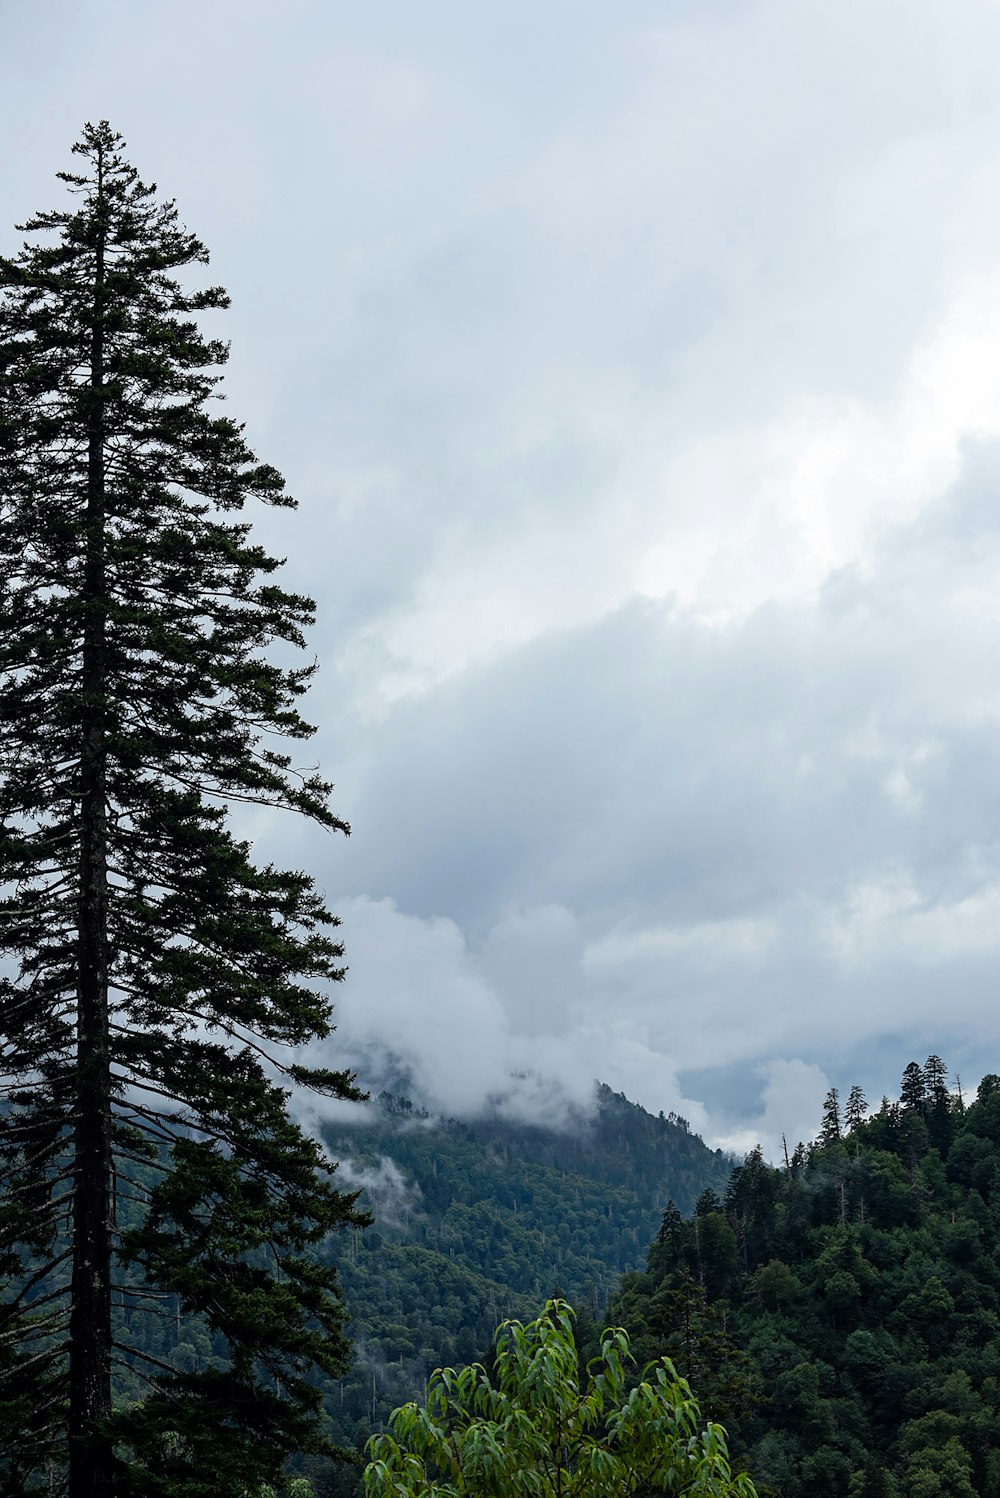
0 1340 67 1381
0 1246 74 1314
0 1307 70 1347
110 1353 188 1402
112 1339 193 1378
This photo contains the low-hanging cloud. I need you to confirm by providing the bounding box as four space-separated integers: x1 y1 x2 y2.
303 896 614 1129
298 440 1000 1161
335 1155 423 1231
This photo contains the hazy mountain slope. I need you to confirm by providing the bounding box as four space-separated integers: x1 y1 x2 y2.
318 1082 735 1460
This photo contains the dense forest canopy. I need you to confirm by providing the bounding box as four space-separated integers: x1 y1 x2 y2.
276 1082 735 1472
608 1055 1000 1498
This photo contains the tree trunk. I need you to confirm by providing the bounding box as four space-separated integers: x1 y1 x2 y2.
69 142 114 1498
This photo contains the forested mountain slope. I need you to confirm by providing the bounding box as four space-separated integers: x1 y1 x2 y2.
608 1058 1000 1498
318 1083 735 1459
5 1081 731 1493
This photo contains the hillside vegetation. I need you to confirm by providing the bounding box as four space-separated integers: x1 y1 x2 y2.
319 1083 735 1460
608 1058 1000 1498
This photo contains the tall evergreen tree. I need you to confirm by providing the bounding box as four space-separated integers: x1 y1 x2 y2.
899 1061 928 1112
818 1088 841 1146
844 1084 868 1133
0 123 366 1497
656 1200 683 1251
923 1054 953 1151
923 1054 948 1101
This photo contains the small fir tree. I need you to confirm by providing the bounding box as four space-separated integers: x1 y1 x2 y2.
845 1084 869 1133
899 1062 928 1112
818 1088 842 1146
0 122 366 1496
923 1054 948 1101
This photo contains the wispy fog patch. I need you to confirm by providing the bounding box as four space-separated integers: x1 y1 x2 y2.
288 1091 381 1143
296 896 710 1136
337 1154 422 1230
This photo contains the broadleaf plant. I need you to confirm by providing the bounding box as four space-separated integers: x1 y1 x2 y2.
364 1299 759 1497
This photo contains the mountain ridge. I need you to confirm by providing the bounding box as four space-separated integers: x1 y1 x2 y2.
317 1079 737 1468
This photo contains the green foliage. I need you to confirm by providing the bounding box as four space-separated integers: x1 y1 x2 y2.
317 1086 735 1454
0 1079 730 1490
253 1481 315 1498
608 1053 1000 1498
364 1299 757 1497
819 1089 842 1147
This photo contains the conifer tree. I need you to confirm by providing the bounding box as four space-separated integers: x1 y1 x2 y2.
0 122 365 1497
654 1200 682 1248
844 1084 868 1133
899 1061 928 1112
818 1087 841 1146
923 1054 948 1101
923 1054 953 1151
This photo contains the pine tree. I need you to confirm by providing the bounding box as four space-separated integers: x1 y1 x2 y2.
725 1146 775 1275
923 1053 948 1101
844 1084 868 1133
656 1200 683 1251
724 1146 770 1225
646 1200 686 1283
818 1088 841 1146
923 1054 953 1151
0 122 366 1496
899 1061 927 1112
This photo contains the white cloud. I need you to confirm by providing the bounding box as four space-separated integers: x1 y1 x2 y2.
710 1059 833 1162
586 916 779 970
308 431 1000 1140
336 1155 422 1231
822 872 1000 968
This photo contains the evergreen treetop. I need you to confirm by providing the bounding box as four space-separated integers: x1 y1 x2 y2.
844 1084 868 1133
818 1087 841 1146
899 1061 927 1112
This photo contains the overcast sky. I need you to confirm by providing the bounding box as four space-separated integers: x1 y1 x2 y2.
6 0 1000 1159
